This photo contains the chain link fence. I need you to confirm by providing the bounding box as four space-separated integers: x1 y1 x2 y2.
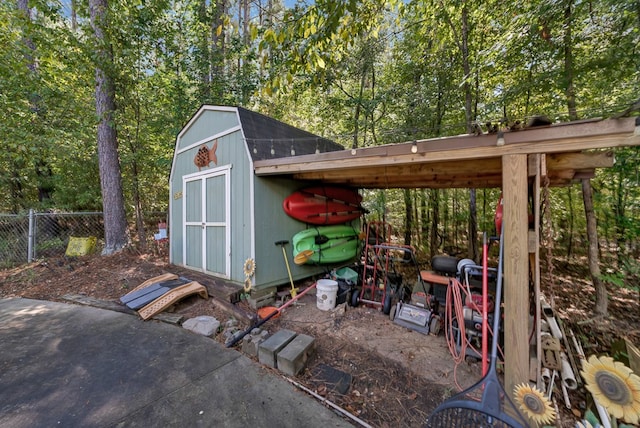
0 214 30 269
0 210 168 269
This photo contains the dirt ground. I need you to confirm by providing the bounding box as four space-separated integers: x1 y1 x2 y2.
1 249 639 427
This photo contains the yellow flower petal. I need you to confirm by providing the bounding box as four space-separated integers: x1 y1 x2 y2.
608 401 624 419
513 383 556 425
592 390 615 409
623 406 639 425
613 360 633 378
629 373 640 392
581 355 640 425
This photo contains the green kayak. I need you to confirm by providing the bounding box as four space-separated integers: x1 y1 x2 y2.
292 225 361 265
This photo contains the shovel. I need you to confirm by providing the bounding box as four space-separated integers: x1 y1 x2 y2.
275 240 298 298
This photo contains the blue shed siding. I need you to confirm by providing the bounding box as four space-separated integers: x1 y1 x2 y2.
170 105 340 290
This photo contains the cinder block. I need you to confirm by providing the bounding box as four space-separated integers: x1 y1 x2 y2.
258 329 297 368
276 334 315 376
241 333 267 358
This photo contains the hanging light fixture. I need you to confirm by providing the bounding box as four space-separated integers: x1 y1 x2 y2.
411 140 418 153
270 139 275 156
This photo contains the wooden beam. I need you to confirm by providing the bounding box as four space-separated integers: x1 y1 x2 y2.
502 154 530 398
254 117 637 176
289 152 609 189
317 176 505 189
546 151 613 169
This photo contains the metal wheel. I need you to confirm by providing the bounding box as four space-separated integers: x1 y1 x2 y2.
350 289 360 307
389 303 397 321
382 292 392 315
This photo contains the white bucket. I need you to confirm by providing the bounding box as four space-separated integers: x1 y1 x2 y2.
316 279 339 311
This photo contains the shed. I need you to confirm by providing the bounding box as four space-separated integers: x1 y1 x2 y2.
168 105 345 290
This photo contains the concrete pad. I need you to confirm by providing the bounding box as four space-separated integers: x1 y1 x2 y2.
0 298 352 428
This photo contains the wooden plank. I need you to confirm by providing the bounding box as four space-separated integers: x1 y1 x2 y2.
292 152 607 189
257 133 637 177
546 151 613 169
502 154 530 398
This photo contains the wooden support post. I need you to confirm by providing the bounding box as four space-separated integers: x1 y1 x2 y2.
502 154 530 397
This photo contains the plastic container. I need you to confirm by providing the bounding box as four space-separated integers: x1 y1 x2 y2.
316 279 339 311
335 280 351 305
335 266 358 285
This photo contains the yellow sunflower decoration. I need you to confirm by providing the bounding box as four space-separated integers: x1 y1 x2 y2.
581 354 640 425
243 277 252 293
243 258 256 293
243 258 256 278
513 383 556 425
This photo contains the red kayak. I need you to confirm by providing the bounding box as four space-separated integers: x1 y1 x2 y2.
283 186 364 225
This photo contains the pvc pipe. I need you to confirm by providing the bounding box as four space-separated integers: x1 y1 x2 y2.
541 367 551 384
561 352 578 390
594 397 612 428
570 329 586 362
548 370 557 399
561 382 572 409
541 299 563 340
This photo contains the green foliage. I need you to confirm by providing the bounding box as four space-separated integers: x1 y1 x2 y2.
0 0 637 272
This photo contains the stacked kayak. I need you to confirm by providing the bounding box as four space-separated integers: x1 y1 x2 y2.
292 225 360 265
283 186 364 225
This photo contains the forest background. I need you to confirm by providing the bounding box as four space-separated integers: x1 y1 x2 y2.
1 0 638 293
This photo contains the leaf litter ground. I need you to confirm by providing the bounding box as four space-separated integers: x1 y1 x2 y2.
1 250 638 427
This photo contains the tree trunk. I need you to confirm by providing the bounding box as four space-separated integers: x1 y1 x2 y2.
429 189 440 261
461 5 478 260
18 0 54 206
581 179 607 316
564 0 578 121
404 189 413 246
90 0 128 255
566 186 574 258
420 189 428 250
614 165 628 266
468 189 478 260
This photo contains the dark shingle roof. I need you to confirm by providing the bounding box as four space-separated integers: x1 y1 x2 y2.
237 107 344 161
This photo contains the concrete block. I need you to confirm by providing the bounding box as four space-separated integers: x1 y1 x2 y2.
242 334 266 358
258 329 297 368
182 316 220 337
277 334 315 376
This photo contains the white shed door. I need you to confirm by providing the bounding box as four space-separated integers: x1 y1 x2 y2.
183 167 231 278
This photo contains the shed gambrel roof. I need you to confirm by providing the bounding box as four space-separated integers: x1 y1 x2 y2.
237 107 344 161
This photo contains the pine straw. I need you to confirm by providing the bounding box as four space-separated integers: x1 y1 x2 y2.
273 317 446 428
